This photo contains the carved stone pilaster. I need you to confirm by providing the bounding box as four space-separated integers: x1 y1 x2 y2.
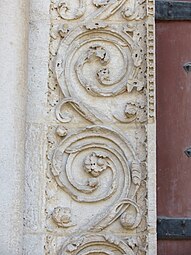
47 0 156 254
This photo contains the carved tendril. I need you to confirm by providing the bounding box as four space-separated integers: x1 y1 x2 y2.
57 0 86 20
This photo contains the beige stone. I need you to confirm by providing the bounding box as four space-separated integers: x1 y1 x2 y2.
0 1 29 254
0 0 156 254
46 0 156 254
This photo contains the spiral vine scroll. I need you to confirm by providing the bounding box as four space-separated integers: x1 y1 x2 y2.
59 234 135 255
54 23 145 123
47 0 155 253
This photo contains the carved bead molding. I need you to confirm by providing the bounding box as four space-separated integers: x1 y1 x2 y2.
47 0 155 254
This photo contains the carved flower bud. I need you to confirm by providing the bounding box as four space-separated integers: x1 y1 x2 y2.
125 104 137 118
88 178 99 188
58 24 69 38
52 207 72 227
120 211 136 229
56 126 67 137
123 7 134 17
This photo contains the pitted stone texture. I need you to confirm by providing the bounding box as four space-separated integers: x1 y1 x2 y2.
22 0 156 254
46 0 156 254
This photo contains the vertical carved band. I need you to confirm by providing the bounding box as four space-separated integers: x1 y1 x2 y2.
47 0 155 253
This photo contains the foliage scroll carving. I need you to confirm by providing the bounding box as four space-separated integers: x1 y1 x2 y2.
54 23 146 123
47 0 155 253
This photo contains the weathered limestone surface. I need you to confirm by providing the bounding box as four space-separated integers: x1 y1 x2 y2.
0 0 156 254
45 0 156 254
23 0 50 254
0 1 29 254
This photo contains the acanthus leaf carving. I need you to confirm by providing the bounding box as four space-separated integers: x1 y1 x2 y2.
51 125 142 234
55 25 143 97
54 24 146 124
57 0 86 20
122 0 146 20
59 234 136 255
55 97 109 124
91 0 127 20
54 0 146 22
84 21 108 30
47 0 155 252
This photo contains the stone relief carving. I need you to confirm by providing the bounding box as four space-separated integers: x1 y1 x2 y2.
54 22 146 124
53 0 147 22
52 126 136 202
46 0 155 253
122 0 146 20
113 94 147 123
57 0 86 20
55 24 144 96
56 126 68 137
52 207 76 228
59 234 135 255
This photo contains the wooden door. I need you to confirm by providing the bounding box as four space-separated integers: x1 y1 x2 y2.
156 1 191 254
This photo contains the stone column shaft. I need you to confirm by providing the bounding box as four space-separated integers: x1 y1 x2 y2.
0 1 29 254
